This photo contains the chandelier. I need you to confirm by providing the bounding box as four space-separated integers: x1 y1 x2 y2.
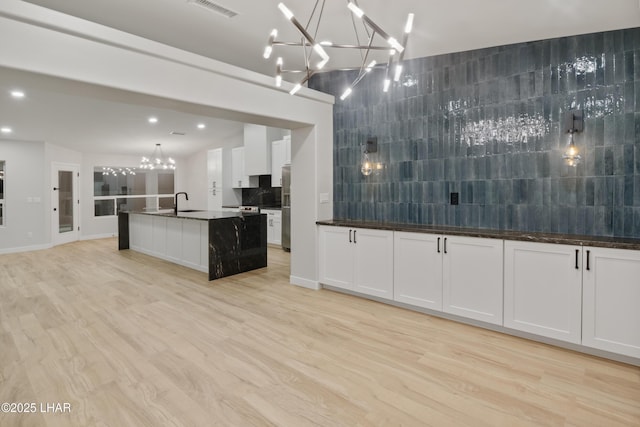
101 167 136 176
264 1 414 100
140 143 176 170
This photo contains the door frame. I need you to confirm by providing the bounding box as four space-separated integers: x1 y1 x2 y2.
51 162 80 246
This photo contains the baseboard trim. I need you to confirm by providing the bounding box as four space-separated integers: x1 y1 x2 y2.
290 275 319 290
80 233 117 241
0 243 53 255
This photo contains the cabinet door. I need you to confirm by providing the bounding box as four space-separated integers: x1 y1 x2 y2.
583 246 640 358
394 232 443 310
244 124 271 175
231 147 244 189
271 140 284 187
319 226 354 290
207 149 222 211
443 236 503 325
353 228 394 299
504 241 582 343
272 211 282 245
284 135 291 164
263 210 277 245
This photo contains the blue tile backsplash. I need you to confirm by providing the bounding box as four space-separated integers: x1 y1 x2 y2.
309 28 640 238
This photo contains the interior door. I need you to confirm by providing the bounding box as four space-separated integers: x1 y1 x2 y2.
52 163 79 245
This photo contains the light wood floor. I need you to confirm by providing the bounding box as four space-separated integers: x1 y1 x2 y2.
0 239 638 427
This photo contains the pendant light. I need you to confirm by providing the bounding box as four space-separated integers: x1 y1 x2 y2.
140 144 176 170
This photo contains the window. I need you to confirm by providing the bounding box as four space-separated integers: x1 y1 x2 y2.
93 167 174 217
0 161 4 226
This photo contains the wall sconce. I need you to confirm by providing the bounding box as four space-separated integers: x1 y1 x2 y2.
562 110 583 167
361 137 385 176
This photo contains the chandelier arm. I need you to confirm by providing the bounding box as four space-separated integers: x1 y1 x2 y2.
301 36 311 73
305 0 321 30
312 0 327 41
348 1 366 62
274 41 390 50
356 32 376 78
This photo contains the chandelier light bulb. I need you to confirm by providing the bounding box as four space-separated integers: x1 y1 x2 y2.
278 3 294 20
313 44 330 69
365 60 377 72
347 2 364 18
340 88 352 100
276 57 283 86
264 29 277 59
394 64 403 82
404 13 415 34
289 83 302 95
388 37 404 53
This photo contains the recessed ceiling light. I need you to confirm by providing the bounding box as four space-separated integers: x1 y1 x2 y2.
148 117 158 124
197 123 206 129
1 127 13 133
10 90 25 98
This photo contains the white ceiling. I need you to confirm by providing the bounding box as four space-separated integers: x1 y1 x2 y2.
2 0 640 156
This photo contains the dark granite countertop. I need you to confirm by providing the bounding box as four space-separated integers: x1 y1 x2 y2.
130 210 263 221
316 219 640 250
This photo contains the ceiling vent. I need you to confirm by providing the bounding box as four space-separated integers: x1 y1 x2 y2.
170 131 186 136
187 0 238 18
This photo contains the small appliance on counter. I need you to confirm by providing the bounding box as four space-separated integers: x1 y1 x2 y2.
239 205 260 213
281 164 291 252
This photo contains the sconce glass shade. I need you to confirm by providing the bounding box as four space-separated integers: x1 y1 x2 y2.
361 151 373 176
562 132 582 167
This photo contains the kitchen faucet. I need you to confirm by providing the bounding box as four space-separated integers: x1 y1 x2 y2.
174 192 188 215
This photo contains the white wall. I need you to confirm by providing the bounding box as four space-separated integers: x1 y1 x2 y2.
0 0 334 288
0 140 48 253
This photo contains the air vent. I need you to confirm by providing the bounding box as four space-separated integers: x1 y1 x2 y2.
170 131 186 136
187 0 238 18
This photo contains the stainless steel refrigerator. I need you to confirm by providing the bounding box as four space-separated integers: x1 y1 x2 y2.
281 164 291 252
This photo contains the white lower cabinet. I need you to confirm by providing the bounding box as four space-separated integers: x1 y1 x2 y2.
319 226 354 289
442 236 504 325
130 214 208 273
504 241 582 343
582 246 640 358
319 226 393 299
393 232 443 310
263 209 282 245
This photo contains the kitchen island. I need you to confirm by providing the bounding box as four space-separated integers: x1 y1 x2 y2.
118 210 267 280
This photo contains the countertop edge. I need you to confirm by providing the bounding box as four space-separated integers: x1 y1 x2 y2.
129 210 264 221
316 220 640 250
